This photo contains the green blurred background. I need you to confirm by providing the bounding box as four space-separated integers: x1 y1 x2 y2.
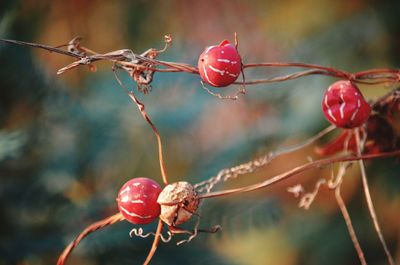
0 1 399 265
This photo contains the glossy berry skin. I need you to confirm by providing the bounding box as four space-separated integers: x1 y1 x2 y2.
198 40 242 87
116 177 162 225
322 80 371 128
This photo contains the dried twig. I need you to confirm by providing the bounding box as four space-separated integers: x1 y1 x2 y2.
198 150 400 199
195 125 335 193
113 67 169 185
143 220 164 265
1 38 400 90
57 212 124 265
298 178 327 210
332 163 367 265
355 128 395 265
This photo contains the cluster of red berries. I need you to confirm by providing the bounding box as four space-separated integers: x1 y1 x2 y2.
116 177 199 226
116 42 372 226
196 39 371 129
115 39 243 225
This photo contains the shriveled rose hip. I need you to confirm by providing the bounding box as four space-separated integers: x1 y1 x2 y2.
116 177 162 225
157 181 199 226
322 80 371 128
198 39 242 87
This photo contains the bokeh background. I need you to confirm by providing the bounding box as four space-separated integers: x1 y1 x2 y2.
0 1 399 265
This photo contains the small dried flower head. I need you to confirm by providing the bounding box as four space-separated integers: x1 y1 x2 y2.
157 181 199 226
164 34 172 45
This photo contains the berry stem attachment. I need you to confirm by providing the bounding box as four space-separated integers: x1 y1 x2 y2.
0 38 82 58
57 212 124 265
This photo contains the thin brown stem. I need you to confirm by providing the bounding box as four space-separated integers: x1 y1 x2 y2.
0 38 82 58
198 150 400 199
328 162 367 265
355 68 400 78
335 181 367 265
143 219 164 265
57 212 124 265
243 62 400 84
243 62 351 78
195 125 335 193
355 129 395 265
233 69 333 85
113 68 169 185
2 38 400 86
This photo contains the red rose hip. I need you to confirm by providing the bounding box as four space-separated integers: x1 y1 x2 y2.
116 177 162 224
198 39 242 87
322 80 371 128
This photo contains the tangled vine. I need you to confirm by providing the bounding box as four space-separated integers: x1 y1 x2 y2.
1 33 399 265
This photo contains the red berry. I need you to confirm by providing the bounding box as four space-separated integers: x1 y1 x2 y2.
322 80 371 128
116 177 162 224
198 39 242 87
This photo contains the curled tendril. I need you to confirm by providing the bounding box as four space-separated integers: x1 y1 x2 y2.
298 178 327 210
130 227 173 243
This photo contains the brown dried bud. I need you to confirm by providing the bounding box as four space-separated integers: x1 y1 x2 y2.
164 34 172 45
157 181 199 226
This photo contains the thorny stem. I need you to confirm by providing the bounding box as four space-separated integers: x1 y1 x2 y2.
355 129 395 265
198 150 400 199
57 212 124 265
113 68 169 185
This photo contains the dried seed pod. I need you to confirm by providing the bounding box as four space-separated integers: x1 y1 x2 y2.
198 40 242 87
116 177 162 225
157 181 199 226
322 80 371 128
